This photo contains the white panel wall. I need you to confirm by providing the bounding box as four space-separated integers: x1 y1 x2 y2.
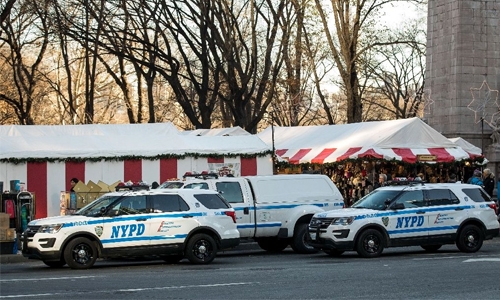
47 162 65 217
142 160 160 185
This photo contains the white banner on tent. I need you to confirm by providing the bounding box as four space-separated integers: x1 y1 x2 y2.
208 163 241 177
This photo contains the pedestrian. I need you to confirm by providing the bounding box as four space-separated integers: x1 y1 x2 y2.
482 168 494 197
448 173 457 183
70 178 80 192
374 173 387 189
467 169 483 186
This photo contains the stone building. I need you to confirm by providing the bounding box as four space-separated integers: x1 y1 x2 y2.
425 0 499 153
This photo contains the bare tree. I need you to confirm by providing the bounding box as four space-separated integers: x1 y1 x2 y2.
313 0 426 123
0 0 51 125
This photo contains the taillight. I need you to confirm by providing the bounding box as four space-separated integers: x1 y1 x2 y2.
487 202 498 216
225 211 237 223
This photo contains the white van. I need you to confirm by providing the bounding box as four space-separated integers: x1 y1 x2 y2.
168 174 344 253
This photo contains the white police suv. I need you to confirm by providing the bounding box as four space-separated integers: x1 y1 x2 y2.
21 188 239 269
308 182 499 258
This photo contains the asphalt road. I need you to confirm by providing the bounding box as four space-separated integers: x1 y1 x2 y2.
1 239 500 299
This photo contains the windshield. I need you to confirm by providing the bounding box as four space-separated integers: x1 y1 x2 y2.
351 190 401 210
74 195 122 217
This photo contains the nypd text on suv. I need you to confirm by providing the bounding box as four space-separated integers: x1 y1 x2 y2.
21 188 239 269
308 182 499 258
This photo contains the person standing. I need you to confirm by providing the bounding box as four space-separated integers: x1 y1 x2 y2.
482 169 494 198
374 173 387 189
467 169 483 186
70 178 79 192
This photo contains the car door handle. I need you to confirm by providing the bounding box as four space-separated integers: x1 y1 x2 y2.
455 207 464 211
183 215 193 218
416 211 426 214
243 207 249 215
136 218 147 221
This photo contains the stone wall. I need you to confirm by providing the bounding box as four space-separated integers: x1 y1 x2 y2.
425 0 500 152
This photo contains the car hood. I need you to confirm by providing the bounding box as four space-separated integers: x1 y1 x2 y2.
28 215 95 226
314 208 378 218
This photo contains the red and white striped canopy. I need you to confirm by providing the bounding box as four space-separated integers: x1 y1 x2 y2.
258 118 475 164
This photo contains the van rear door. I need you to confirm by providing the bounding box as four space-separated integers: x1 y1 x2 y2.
215 180 255 238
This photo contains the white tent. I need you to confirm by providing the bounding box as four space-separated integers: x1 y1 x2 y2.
0 123 267 159
0 123 272 218
257 118 473 164
448 137 482 158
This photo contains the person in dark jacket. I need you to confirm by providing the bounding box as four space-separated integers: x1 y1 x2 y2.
482 168 494 197
70 178 79 192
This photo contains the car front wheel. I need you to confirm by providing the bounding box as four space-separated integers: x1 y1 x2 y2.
63 237 98 269
356 229 384 258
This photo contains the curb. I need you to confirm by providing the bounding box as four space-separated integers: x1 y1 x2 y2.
0 242 261 265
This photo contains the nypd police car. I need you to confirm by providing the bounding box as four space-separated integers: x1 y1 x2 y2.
21 188 239 269
308 182 499 258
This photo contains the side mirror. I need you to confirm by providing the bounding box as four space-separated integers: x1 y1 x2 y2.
391 203 405 210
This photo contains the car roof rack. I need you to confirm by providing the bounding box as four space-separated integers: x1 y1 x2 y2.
183 172 219 180
115 185 150 192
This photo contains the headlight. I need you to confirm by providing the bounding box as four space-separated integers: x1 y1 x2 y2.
37 224 63 234
330 217 354 226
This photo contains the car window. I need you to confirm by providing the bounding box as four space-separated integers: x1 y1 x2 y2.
462 188 490 202
184 182 210 190
113 196 148 215
351 190 401 210
426 189 460 206
394 190 425 208
194 193 231 209
150 194 189 212
215 182 244 203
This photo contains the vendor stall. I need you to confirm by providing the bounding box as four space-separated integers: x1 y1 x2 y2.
0 123 273 218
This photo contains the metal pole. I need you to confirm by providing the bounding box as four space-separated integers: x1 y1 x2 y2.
271 112 276 174
481 118 484 155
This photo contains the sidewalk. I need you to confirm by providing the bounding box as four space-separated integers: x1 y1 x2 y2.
0 253 28 264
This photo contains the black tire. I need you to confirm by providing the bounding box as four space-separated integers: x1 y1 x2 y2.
43 260 66 268
63 237 98 269
290 223 319 254
456 224 484 253
163 255 183 264
421 245 442 252
257 238 289 252
185 233 217 264
324 249 345 257
356 229 384 258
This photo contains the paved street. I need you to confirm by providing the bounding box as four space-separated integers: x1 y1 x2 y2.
1 238 499 299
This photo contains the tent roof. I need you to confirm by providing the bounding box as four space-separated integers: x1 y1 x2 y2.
448 137 482 158
180 126 250 136
0 123 270 160
257 118 472 164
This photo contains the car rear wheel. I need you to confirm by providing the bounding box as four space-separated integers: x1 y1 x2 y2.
185 233 217 264
257 238 289 252
356 229 384 258
456 224 483 253
290 223 318 254
421 245 442 252
63 237 98 269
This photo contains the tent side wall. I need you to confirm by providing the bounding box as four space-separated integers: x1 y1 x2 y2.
0 155 272 218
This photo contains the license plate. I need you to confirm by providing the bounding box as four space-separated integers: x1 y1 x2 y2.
309 232 316 240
